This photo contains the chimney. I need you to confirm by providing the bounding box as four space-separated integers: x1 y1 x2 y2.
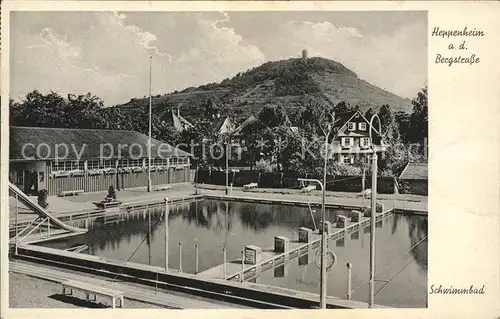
177 108 180 117
302 49 308 59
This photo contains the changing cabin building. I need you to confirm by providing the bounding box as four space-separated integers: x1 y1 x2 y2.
9 126 192 195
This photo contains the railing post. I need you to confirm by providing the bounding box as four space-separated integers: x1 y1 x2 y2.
15 193 19 255
164 198 169 272
223 247 227 279
195 243 199 274
179 242 183 273
347 262 352 300
240 250 245 283
47 218 51 237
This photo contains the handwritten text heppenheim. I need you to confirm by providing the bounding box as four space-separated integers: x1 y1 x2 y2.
431 26 485 38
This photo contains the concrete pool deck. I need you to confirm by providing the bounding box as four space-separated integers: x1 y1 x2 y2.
9 260 251 309
9 183 427 225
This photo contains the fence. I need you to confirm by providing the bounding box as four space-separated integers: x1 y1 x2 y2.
195 169 399 194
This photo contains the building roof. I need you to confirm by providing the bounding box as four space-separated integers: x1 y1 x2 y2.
233 115 259 135
10 126 192 161
332 110 383 141
333 111 357 130
171 109 194 132
399 162 428 180
214 116 235 135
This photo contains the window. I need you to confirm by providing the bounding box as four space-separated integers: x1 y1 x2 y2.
359 123 367 131
52 161 82 172
342 155 354 164
119 159 142 168
153 158 169 166
105 160 115 168
87 160 99 170
347 122 355 131
341 137 354 147
360 137 371 147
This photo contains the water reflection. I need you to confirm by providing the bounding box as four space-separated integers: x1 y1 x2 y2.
240 205 275 231
183 201 234 233
259 213 428 308
391 214 428 271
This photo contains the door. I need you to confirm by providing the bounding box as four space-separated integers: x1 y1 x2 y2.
31 171 39 195
23 170 38 195
38 171 46 191
23 170 31 194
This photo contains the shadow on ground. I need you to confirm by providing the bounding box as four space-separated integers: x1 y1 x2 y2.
49 294 109 308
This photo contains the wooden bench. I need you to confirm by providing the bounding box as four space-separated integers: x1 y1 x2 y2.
301 185 316 193
154 185 172 192
243 183 258 190
58 189 84 197
61 280 124 308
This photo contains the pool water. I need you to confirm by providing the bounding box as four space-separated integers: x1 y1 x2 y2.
40 199 427 307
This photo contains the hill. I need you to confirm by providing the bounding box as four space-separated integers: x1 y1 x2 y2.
116 57 413 122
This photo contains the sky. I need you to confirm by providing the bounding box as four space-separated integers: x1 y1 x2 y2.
10 11 427 106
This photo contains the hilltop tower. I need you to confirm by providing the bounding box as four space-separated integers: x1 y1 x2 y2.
302 49 308 59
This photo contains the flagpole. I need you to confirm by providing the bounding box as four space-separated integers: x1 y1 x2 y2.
148 56 152 192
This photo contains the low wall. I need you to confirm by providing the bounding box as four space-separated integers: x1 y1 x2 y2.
399 180 428 196
15 245 358 309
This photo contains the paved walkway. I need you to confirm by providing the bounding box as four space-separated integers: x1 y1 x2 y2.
199 185 427 213
10 260 248 309
10 183 427 223
9 183 196 220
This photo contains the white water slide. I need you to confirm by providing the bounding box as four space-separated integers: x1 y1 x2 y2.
9 182 88 243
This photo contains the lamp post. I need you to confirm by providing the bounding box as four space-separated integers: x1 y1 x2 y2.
147 56 153 192
368 114 382 308
164 198 169 271
225 137 230 195
298 178 326 308
296 111 335 309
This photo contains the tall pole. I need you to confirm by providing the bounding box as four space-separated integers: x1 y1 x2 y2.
369 153 378 308
225 138 229 195
319 134 328 309
368 114 380 308
299 178 325 307
147 56 153 192
15 193 19 255
148 209 152 266
164 198 169 271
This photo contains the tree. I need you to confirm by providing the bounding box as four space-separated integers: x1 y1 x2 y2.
203 97 220 120
255 158 273 173
376 104 406 176
13 90 67 127
65 93 105 129
258 104 290 128
239 120 270 169
364 108 375 120
334 101 350 113
395 111 411 144
409 87 428 144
